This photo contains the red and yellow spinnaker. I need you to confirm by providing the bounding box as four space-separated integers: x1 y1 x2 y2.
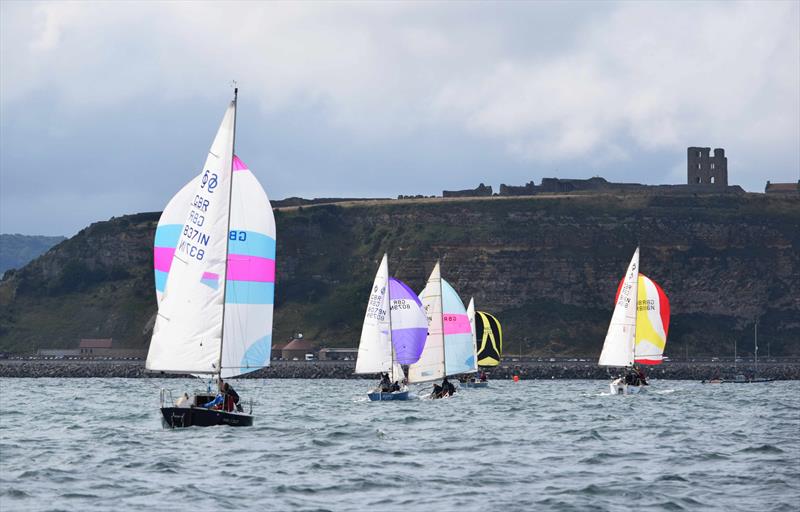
616 274 670 365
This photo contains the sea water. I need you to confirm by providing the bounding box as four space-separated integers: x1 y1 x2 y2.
0 378 798 511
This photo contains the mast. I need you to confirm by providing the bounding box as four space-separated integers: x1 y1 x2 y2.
630 246 639 368
386 254 395 380
439 259 446 377
217 86 238 377
754 319 758 377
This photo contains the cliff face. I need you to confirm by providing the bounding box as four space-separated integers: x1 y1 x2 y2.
1 194 798 357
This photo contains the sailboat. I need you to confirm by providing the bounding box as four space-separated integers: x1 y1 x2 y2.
147 89 276 427
463 298 501 388
598 247 670 395
727 321 774 383
355 254 428 401
408 261 477 397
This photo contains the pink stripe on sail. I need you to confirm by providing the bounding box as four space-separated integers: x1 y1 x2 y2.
443 314 471 335
202 272 219 281
233 155 248 171
154 247 175 272
226 255 275 282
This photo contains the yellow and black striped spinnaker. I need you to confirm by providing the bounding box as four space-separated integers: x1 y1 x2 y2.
475 311 502 367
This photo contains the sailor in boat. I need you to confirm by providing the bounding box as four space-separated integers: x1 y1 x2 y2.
479 370 488 382
200 378 242 412
622 366 648 387
431 376 456 398
378 373 392 393
222 381 242 412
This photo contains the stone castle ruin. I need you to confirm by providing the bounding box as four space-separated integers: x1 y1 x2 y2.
687 147 728 186
440 146 742 199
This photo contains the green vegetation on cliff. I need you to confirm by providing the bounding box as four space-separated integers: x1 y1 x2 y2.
1 193 798 357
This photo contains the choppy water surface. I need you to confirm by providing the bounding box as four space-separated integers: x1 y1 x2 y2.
1 378 798 511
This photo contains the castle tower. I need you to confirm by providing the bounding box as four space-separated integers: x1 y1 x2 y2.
687 147 728 186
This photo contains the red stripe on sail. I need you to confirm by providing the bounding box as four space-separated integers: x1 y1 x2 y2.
655 279 670 338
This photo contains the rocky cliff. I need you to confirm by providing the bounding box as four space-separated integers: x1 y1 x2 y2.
1 193 798 357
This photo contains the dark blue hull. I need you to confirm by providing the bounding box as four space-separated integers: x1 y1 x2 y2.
367 390 411 401
160 407 253 428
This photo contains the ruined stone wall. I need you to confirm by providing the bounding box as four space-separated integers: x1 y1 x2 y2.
443 183 493 198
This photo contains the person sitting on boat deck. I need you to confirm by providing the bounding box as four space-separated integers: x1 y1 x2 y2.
431 383 443 399
379 373 391 393
479 370 488 382
390 381 401 393
222 382 242 412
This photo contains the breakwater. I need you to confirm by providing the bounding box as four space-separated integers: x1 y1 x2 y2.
1 359 799 380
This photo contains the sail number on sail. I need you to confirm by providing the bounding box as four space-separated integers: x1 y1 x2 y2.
366 286 387 321
176 192 217 261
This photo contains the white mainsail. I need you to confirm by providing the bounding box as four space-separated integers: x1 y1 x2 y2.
598 247 640 367
408 262 445 383
467 297 478 368
146 100 236 374
355 254 394 376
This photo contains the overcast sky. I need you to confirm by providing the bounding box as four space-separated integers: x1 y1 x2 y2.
1 1 798 236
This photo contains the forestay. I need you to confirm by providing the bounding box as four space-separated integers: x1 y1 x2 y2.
598 247 639 367
147 102 236 374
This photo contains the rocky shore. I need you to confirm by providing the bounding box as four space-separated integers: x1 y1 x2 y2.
1 359 799 380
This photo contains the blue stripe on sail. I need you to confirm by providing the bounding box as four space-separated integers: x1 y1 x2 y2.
225 281 274 304
445 333 475 375
228 231 276 259
154 224 183 247
239 335 272 372
155 269 168 292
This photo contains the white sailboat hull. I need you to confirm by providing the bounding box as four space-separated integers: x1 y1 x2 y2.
609 377 645 395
